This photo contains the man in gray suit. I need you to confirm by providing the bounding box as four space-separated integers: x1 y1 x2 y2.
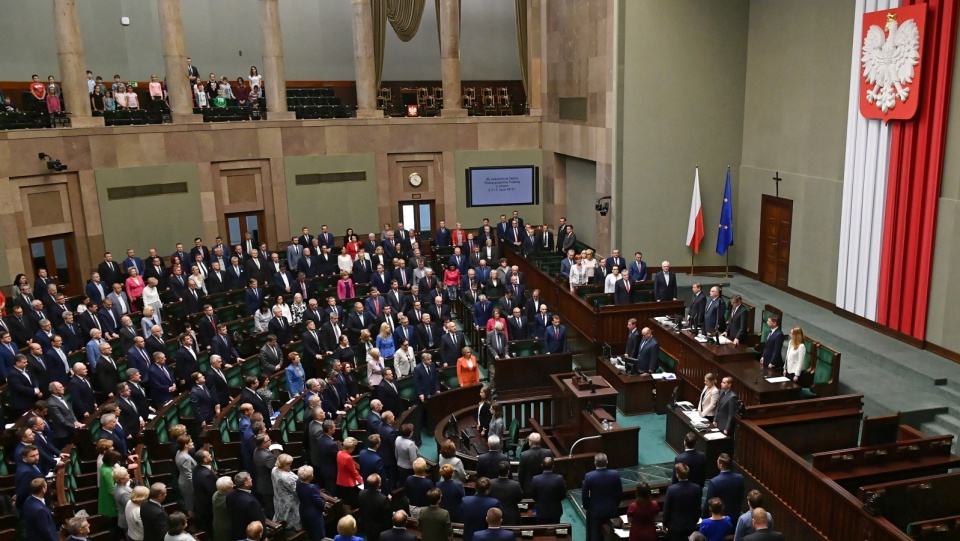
485 321 510 389
713 376 739 436
252 433 278 516
46 381 82 448
561 225 577 252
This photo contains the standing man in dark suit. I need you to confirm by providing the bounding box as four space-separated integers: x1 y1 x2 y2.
298 227 314 249
189 373 218 427
148 353 177 406
582 453 623 541
613 272 634 305
713 376 739 436
505 307 528 340
24 479 58 541
206 261 227 294
413 353 440 426
702 453 745 519
688 283 706 327
434 220 452 247
723 294 749 346
227 257 246 290
530 457 566 524
624 318 641 360
673 432 707 487
653 261 678 302
140 483 170 541
759 314 785 370
377 369 404 416
635 327 659 375
460 477 503 541
192 451 217 534
439 321 465 368
267 307 292 345
543 315 568 354
377 412 399 490
359 476 393 540
241 376 272 428
98 252 123 290
663 463 701 541
489 461 523 525
476 436 511 481
226 473 266 541
704 286 726 332
518 433 554 497
67 362 96 419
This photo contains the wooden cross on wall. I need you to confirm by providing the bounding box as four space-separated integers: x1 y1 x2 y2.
772 171 783 197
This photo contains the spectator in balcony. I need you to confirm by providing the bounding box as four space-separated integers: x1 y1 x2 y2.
91 86 105 115
46 84 61 113
115 84 128 110
94 76 107 96
248 66 262 94
219 77 235 100
204 73 218 100
193 83 208 108
104 90 116 112
126 88 140 110
249 85 262 102
29 75 46 110
2 96 16 112
234 77 250 106
111 75 124 94
212 88 227 108
148 75 164 101
86 70 95 94
47 76 62 100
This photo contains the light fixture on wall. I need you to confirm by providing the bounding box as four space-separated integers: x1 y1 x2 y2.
38 152 68 172
595 196 611 216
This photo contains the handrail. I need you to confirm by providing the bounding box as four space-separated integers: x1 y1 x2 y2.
567 435 601 458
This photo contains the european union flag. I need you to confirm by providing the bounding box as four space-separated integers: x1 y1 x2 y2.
716 170 734 255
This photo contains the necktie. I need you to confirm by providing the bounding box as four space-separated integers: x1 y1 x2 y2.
625 281 630 292
427 326 433 346
192 290 198 300
401 272 406 286
555 327 559 337
375 302 380 315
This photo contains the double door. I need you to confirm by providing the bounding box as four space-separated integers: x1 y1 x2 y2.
29 234 80 296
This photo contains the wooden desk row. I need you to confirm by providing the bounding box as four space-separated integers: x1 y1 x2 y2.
650 319 801 406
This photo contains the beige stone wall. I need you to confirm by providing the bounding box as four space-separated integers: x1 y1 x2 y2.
539 0 616 253
0 117 541 285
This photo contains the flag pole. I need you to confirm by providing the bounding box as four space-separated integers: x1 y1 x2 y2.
701 165 734 279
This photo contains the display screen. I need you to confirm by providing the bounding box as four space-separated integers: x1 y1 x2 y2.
466 166 539 207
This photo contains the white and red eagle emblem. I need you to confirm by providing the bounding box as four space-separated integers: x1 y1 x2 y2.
860 5 926 121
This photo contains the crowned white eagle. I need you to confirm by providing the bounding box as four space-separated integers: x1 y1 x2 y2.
862 13 921 114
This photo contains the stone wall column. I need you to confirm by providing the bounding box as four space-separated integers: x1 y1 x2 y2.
352 0 382 118
527 0 543 115
439 0 466 116
52 0 103 127
259 0 295 120
157 0 201 123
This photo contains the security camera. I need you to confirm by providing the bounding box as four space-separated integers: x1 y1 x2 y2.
595 196 612 216
39 152 68 172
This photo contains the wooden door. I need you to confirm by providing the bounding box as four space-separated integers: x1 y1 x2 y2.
226 211 265 249
758 195 792 289
29 234 80 296
398 200 436 242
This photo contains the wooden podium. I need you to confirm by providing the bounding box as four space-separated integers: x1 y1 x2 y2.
550 373 638 469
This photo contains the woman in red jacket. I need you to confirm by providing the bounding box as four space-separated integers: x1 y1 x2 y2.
336 436 363 507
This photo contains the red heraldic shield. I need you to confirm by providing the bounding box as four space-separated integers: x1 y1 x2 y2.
860 4 927 121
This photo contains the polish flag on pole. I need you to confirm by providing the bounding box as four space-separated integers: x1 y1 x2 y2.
686 167 705 254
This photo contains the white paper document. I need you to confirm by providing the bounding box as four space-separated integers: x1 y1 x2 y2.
765 376 790 383
704 432 728 440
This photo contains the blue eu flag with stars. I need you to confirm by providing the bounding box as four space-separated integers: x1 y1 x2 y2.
716 170 734 255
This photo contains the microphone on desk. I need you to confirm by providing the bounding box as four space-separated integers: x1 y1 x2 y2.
754 378 759 385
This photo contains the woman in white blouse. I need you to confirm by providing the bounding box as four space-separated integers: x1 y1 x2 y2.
393 339 415 378
337 247 354 275
785 326 809 382
273 295 292 323
142 278 162 319
248 66 263 93
568 254 588 291
604 266 620 293
190 265 207 295
698 372 719 421
582 249 599 284
124 485 150 541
